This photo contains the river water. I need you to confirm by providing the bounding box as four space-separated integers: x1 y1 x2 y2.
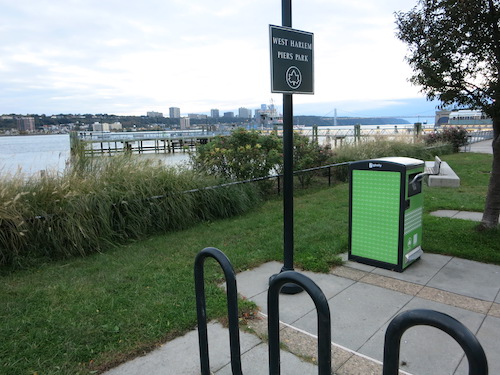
0 124 417 179
0 134 191 178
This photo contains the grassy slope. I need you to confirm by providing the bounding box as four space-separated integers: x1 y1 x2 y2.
0 185 348 375
1 152 498 374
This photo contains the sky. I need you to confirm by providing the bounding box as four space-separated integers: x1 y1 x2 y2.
0 0 441 120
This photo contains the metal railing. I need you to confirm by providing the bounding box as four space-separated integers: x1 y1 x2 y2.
466 130 494 144
77 130 231 141
181 161 351 198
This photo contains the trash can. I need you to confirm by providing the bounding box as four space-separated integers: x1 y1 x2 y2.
348 157 425 272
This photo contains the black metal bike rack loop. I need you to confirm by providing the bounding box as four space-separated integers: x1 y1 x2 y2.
194 247 242 375
268 271 332 375
382 309 488 375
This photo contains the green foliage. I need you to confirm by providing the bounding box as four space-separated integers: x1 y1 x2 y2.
396 0 500 228
293 133 332 187
395 0 500 118
424 126 469 152
191 128 332 188
191 128 282 181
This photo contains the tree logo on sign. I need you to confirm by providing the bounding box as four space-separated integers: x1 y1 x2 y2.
286 66 302 89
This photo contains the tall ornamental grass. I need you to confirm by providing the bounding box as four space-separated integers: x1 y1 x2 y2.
0 155 261 268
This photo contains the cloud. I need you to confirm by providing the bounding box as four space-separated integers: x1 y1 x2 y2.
0 0 428 116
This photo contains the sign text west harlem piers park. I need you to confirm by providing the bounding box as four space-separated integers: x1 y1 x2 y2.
269 25 314 95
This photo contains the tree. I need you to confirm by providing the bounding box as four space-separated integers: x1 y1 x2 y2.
395 0 500 229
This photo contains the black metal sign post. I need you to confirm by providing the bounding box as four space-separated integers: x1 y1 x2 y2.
269 0 314 294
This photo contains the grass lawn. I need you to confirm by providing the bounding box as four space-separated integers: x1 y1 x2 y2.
422 152 500 263
1 152 498 374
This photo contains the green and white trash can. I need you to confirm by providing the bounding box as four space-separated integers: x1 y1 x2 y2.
348 157 425 272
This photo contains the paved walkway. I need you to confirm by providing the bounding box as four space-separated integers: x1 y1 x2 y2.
464 139 493 154
105 254 500 375
430 210 488 222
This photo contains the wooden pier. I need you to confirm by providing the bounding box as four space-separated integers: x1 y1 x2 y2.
70 131 228 156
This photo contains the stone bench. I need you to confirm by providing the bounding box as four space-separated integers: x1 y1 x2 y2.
424 156 460 188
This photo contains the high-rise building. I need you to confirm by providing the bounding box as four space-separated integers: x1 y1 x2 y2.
169 107 181 118
238 107 252 119
223 112 235 118
210 109 219 118
16 117 35 132
180 117 190 129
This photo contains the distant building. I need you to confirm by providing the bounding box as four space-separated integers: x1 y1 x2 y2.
449 109 490 124
92 122 110 132
109 122 123 131
223 112 235 118
435 110 451 126
188 113 208 119
169 107 181 118
147 111 163 118
238 107 252 118
210 109 219 118
255 104 281 127
16 117 35 132
180 117 190 129
435 109 491 126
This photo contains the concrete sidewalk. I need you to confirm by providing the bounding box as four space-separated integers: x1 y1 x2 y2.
105 253 500 375
429 209 500 224
465 139 493 154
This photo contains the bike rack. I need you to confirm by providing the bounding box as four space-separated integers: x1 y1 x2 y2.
194 248 332 375
194 247 242 375
194 249 488 375
268 271 332 375
382 309 488 375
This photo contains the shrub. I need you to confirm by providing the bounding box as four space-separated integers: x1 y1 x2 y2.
424 126 468 152
293 133 332 188
191 128 332 189
191 128 282 181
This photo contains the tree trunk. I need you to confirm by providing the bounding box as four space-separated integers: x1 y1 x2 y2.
480 120 500 229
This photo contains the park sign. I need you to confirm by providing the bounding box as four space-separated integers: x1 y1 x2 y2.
270 25 314 94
